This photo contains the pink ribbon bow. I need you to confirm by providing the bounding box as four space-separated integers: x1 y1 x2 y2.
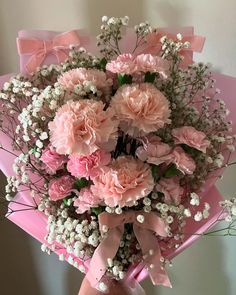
86 211 172 289
16 30 81 73
144 30 205 66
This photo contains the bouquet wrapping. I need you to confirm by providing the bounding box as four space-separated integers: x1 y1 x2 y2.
1 17 236 294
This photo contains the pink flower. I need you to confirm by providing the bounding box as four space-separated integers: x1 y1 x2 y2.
48 175 74 201
172 126 210 153
135 54 169 78
40 147 67 174
74 187 101 214
48 99 118 155
58 68 112 92
91 156 154 207
136 135 172 165
67 149 111 179
156 177 184 205
172 147 196 174
111 83 171 136
106 54 137 75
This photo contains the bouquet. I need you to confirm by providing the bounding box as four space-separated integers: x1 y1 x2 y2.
1 16 236 294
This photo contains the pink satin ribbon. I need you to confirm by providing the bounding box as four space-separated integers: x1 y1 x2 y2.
86 211 172 289
16 30 81 73
144 30 205 66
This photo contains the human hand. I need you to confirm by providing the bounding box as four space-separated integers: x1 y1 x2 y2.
78 277 131 295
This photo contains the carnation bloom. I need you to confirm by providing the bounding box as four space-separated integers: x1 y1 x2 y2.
106 53 137 75
136 135 172 165
58 68 112 92
156 177 184 205
111 83 171 136
67 149 111 179
172 146 196 174
74 188 101 214
91 156 154 207
40 147 67 174
172 126 210 153
135 54 169 78
48 175 74 201
48 99 118 155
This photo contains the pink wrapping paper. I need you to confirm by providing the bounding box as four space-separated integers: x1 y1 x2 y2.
1 28 236 287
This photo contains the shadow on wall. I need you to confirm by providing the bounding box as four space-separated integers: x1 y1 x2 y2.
0 172 42 295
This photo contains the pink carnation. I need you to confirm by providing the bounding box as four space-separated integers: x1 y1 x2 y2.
67 149 111 179
40 147 67 174
172 146 196 174
48 99 118 155
136 135 172 165
156 177 184 205
172 126 210 153
135 54 169 78
91 156 154 207
48 175 74 201
111 83 171 136
106 54 137 75
74 188 101 214
58 68 112 92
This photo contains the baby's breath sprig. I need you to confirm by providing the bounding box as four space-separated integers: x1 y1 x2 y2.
97 16 129 59
132 21 154 53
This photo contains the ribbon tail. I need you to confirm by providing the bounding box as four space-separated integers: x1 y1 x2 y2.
86 226 124 288
134 225 172 288
26 51 45 73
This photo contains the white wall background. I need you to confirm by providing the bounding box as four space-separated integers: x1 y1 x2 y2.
0 0 236 294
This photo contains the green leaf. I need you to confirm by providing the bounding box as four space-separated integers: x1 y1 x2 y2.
144 72 156 83
99 58 107 70
31 147 37 155
163 164 181 178
63 197 71 206
151 164 160 181
91 206 104 216
181 144 201 157
118 74 132 86
75 177 89 190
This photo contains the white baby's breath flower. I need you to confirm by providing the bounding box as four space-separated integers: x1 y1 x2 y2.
184 208 192 217
203 209 210 219
102 15 108 23
225 215 233 222
190 192 200 206
23 135 30 142
137 214 145 223
194 211 203 222
59 254 65 261
176 33 182 41
98 282 108 292
39 132 48 140
122 16 129 26
166 216 174 224
5 194 13 201
231 205 236 216
115 207 122 214
3 82 11 91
